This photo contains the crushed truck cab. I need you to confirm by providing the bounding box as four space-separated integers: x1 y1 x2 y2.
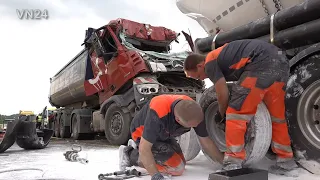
48 18 204 151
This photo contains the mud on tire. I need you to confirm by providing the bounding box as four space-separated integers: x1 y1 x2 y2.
198 86 272 166
286 54 320 174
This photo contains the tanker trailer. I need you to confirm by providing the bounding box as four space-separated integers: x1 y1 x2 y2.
177 0 320 174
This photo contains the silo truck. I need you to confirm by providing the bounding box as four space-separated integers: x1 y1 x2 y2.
176 0 320 174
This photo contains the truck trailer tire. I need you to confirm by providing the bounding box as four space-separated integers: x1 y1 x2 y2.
199 86 272 166
175 128 201 162
59 117 71 138
71 114 92 140
104 103 131 145
286 54 320 174
54 121 60 138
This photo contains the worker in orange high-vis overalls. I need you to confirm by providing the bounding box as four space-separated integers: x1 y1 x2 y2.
183 39 298 174
118 94 223 180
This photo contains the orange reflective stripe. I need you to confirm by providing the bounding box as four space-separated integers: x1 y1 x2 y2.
229 57 251 69
131 125 144 141
205 43 228 64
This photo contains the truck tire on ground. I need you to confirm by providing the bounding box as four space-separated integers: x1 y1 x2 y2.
54 120 60 138
104 103 131 145
286 54 320 174
175 128 201 162
71 114 84 140
52 121 56 137
199 86 272 166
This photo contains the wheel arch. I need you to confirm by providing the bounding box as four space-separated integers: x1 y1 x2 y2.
289 42 320 69
100 88 135 118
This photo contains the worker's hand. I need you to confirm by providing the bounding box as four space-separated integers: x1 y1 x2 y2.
214 111 225 123
151 172 171 180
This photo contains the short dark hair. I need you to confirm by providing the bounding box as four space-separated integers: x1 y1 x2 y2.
184 53 206 71
175 100 204 123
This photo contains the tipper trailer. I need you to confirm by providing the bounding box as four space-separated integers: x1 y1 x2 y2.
48 18 204 155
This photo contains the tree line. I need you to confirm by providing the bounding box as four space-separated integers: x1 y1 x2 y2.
0 114 19 124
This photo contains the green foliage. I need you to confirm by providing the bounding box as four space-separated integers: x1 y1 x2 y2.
0 114 19 124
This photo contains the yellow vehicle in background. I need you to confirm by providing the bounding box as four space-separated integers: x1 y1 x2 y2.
19 110 35 116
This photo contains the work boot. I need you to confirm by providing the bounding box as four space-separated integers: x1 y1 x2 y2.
222 162 242 171
118 145 133 171
127 139 137 149
222 155 243 171
269 158 299 177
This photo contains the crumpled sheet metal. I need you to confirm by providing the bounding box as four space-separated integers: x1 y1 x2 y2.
119 32 189 61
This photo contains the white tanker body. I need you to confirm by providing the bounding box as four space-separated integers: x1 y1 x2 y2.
176 0 320 175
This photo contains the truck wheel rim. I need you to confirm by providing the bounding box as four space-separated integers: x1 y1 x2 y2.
205 102 227 151
110 111 123 136
205 102 256 152
297 79 320 150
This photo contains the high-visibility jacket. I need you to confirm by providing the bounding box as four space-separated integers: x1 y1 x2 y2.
37 115 42 122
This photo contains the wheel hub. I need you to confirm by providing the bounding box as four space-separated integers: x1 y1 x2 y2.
297 79 320 150
110 112 123 136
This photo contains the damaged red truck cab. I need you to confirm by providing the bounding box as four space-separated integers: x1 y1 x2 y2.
49 18 204 145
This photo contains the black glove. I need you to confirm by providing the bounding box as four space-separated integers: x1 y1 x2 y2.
151 172 171 180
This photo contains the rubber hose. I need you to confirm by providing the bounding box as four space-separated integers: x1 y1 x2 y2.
0 168 43 174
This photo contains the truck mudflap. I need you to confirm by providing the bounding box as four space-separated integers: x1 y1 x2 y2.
0 116 54 153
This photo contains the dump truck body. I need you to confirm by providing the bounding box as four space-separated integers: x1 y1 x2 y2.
49 18 204 145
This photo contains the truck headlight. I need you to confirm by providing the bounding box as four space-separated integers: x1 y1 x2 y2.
136 84 159 95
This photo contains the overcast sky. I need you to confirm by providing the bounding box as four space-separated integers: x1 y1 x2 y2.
0 0 208 115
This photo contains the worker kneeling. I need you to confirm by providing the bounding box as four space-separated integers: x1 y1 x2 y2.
118 94 223 180
184 39 298 173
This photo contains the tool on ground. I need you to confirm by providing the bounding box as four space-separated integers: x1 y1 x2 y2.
208 168 268 180
63 144 88 164
98 169 145 180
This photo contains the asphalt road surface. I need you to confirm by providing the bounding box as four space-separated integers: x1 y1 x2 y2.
0 139 318 180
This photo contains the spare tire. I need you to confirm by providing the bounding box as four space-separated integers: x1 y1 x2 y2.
175 128 201 162
198 86 272 166
286 54 320 175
